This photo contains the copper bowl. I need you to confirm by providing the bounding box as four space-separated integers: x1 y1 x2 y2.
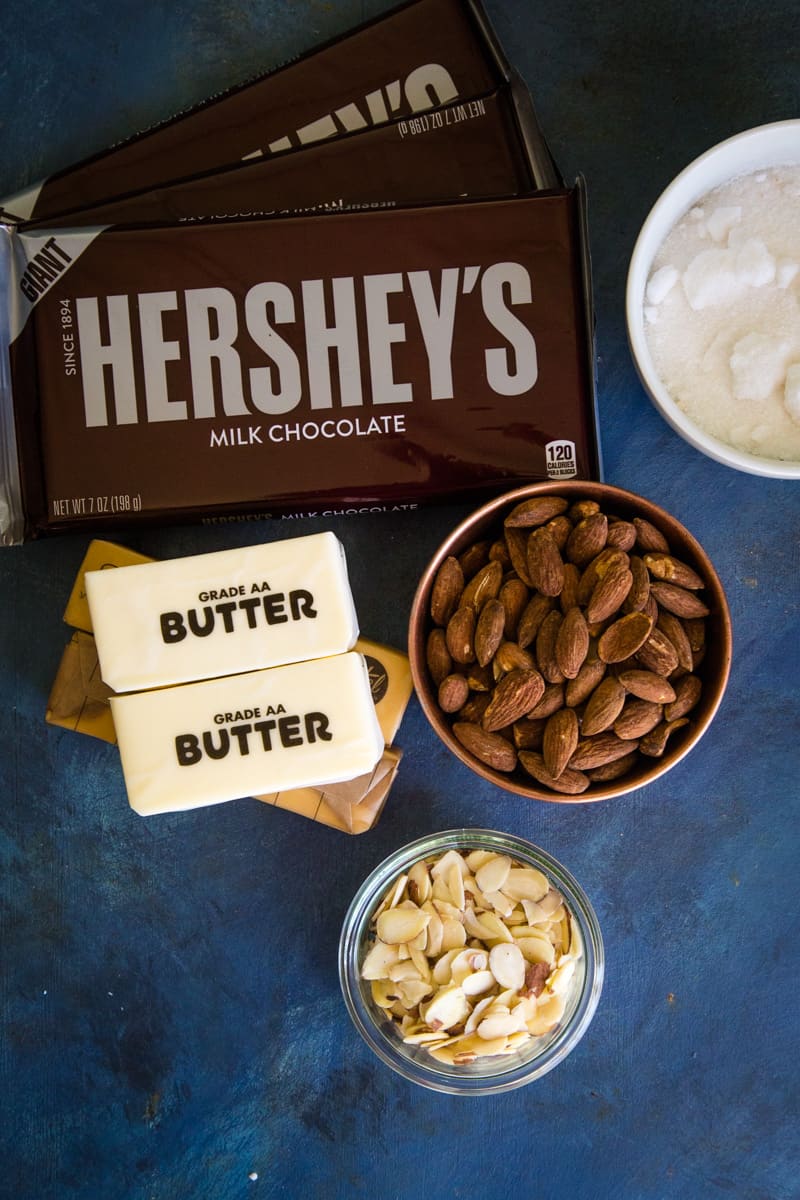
408 482 732 803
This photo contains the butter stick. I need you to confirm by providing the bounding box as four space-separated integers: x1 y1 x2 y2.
86 531 358 692
110 652 384 815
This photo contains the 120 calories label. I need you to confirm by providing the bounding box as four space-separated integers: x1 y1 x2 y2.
51 493 143 518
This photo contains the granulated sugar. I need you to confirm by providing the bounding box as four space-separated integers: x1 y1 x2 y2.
644 165 800 461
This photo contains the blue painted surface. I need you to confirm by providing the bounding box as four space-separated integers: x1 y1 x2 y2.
1 2 799 1198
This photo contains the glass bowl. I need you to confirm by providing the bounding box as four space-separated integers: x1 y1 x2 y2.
338 828 604 1095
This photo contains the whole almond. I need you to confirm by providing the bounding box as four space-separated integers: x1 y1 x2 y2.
577 547 629 605
665 674 702 721
556 605 590 679
526 682 566 719
518 751 590 795
430 555 464 626
503 526 534 586
606 518 637 551
569 499 600 521
482 668 545 732
458 539 490 579
613 698 663 739
635 627 680 676
453 722 518 772
474 598 506 667
545 514 573 551
581 676 627 735
445 605 476 664
656 610 695 673
584 751 640 782
566 512 609 565
639 718 690 758
438 674 470 713
597 611 653 663
461 559 504 611
644 552 705 590
458 692 492 724
517 592 555 648
504 495 569 527
493 641 537 675
498 577 530 638
565 653 606 706
542 708 580 778
426 627 452 686
585 564 634 624
570 732 639 770
526 528 565 596
618 669 676 703
536 609 565 683
489 538 512 569
622 555 651 613
633 517 670 553
649 581 710 619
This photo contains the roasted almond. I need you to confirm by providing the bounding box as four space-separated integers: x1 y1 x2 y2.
482 668 545 732
617 669 676 703
474 598 506 667
664 674 702 721
635 627 680 676
504 495 569 528
461 559 504 611
649 581 710 619
633 516 670 553
518 750 590 795
493 641 537 675
498 577 530 638
584 751 640 782
639 718 690 758
585 563 634 624
643 552 705 590
542 708 580 778
512 717 546 751
535 609 565 683
581 676 627 735
517 592 555 648
503 526 534 586
544 513 573 551
446 605 476 664
565 653 606 707
613 698 663 739
526 528 565 597
622 555 651 613
555 605 590 679
453 722 518 772
426 627 452 686
656 610 695 673
597 611 653 663
566 512 608 565
570 732 639 770
438 674 470 713
526 682 566 719
458 539 490 579
606 518 637 551
559 562 581 614
430 555 464 626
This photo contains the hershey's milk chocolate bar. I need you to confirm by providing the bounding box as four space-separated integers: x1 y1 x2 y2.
1 191 599 543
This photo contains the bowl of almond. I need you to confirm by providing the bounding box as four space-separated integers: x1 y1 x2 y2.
408 481 732 802
338 829 604 1093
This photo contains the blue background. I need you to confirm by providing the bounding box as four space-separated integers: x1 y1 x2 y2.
1 2 798 1198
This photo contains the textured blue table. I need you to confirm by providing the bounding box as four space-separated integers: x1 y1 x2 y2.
1 2 798 1198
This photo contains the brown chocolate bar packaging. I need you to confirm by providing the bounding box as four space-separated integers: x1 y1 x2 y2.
1 0 527 223
3 192 597 543
20 86 546 232
0 0 600 546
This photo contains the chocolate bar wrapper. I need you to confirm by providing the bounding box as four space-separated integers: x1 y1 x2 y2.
2 0 545 223
20 86 546 233
1 192 599 544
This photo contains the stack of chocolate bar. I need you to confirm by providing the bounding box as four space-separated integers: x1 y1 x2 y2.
0 0 600 545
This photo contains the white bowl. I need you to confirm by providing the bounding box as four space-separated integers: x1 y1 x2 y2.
626 120 800 479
